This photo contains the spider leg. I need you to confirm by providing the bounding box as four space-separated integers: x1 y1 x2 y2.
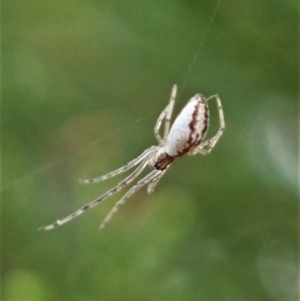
39 159 150 231
154 85 177 144
147 169 166 194
191 94 225 155
99 169 162 229
79 146 155 184
163 84 177 139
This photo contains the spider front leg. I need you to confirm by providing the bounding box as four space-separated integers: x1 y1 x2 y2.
192 94 225 155
100 169 161 229
147 170 166 194
39 159 151 231
154 85 177 144
79 147 155 184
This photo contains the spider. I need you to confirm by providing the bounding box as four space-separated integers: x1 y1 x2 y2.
40 84 225 231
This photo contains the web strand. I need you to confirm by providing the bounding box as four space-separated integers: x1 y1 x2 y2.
180 0 222 97
90 0 222 144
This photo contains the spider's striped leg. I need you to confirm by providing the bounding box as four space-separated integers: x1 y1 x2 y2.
147 169 166 194
79 146 155 184
154 85 177 144
191 95 225 155
163 84 177 139
100 169 162 229
39 159 150 231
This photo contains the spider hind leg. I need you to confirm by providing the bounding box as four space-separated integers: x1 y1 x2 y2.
191 94 225 155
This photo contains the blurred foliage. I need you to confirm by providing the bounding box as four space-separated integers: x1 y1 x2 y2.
2 0 298 300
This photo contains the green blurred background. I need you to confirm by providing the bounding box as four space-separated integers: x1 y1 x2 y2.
2 0 298 300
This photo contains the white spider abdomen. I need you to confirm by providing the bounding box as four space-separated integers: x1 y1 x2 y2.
165 94 209 156
153 94 209 171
